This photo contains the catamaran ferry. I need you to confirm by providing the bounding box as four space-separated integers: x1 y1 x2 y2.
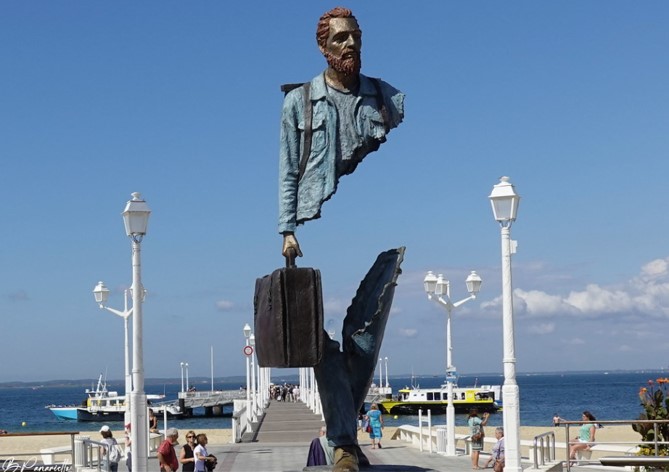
377 383 502 415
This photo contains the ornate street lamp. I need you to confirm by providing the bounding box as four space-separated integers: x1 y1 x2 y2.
489 176 521 472
122 192 151 472
243 324 252 424
93 282 133 424
249 333 257 421
424 269 482 456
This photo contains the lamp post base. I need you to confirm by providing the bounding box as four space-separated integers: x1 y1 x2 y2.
130 392 148 471
501 383 522 472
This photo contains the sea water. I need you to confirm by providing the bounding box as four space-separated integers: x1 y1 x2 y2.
0 370 663 433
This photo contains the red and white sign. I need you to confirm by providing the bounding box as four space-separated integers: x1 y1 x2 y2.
243 345 254 357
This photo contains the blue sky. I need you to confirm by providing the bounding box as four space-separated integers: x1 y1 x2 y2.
1 2 668 382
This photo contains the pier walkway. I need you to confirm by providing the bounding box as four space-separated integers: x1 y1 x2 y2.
250 398 325 443
179 389 246 408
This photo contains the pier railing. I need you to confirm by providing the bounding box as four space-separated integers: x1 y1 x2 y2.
393 417 669 470
0 430 79 469
531 431 556 469
558 418 669 471
231 399 250 442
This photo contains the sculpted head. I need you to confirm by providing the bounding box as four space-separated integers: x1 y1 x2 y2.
317 7 362 77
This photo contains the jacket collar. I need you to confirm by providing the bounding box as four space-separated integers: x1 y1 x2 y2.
310 72 376 100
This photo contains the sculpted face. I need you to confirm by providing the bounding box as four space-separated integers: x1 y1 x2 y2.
321 17 362 76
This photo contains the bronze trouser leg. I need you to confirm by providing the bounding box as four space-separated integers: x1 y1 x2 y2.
314 248 403 448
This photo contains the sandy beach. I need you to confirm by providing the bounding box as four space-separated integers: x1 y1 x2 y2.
0 424 642 458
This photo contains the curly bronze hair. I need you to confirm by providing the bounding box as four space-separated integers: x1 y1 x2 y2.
316 7 356 49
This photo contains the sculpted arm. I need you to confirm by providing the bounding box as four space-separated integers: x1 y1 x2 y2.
278 91 303 257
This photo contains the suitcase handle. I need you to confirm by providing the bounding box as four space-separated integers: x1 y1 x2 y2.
285 248 297 268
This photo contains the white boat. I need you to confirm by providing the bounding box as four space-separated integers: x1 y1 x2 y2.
47 374 176 422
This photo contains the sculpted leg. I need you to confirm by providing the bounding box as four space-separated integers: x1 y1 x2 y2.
314 248 405 471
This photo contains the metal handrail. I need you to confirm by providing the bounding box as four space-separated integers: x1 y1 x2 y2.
78 436 117 471
532 431 556 469
559 418 669 471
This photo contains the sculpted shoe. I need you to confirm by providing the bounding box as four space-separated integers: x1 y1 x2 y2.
333 445 359 472
354 445 370 467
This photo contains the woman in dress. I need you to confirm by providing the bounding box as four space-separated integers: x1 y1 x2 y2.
365 403 384 449
569 411 597 463
179 430 197 471
468 408 490 469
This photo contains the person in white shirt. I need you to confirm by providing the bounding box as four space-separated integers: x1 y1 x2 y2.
193 434 214 472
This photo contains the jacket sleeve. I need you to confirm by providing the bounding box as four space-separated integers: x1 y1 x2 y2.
278 89 303 234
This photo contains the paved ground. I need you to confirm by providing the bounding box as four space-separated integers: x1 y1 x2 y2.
201 441 621 471
189 401 620 472
210 440 473 472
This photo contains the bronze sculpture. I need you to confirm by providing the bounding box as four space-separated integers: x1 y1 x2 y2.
275 8 405 471
278 6 404 258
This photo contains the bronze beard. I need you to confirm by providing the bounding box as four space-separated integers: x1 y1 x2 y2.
324 50 361 78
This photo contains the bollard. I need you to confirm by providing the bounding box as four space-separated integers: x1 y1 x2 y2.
74 435 90 468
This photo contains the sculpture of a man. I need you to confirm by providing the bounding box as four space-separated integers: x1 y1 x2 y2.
278 6 405 258
276 7 405 472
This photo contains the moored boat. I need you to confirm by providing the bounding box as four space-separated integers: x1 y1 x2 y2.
46 374 177 422
47 406 79 421
378 383 502 415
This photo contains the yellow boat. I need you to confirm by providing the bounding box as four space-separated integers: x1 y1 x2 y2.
378 384 501 415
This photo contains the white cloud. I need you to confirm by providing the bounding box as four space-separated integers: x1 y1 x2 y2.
480 289 577 318
527 322 555 335
565 284 634 315
640 258 669 278
398 328 418 338
562 337 585 345
324 297 348 315
215 299 234 311
479 257 669 320
517 289 580 316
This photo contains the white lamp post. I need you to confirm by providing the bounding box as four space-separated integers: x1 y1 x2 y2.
258 366 265 409
424 268 482 456
309 368 316 411
120 192 151 472
243 324 252 423
93 283 133 424
384 357 389 389
489 176 521 472
180 362 185 393
249 333 257 421
378 358 383 391
184 362 189 392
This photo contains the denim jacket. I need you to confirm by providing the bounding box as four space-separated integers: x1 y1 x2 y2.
278 72 404 234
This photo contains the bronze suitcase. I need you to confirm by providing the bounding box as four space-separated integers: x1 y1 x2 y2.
254 259 324 368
